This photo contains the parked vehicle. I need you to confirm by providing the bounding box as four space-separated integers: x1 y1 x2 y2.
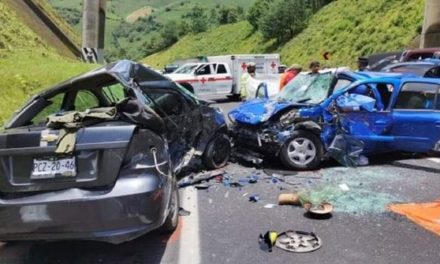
399 48 440 62
0 60 230 244
229 70 440 170
382 59 440 78
165 54 281 97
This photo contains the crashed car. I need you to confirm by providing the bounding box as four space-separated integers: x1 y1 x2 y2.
382 59 440 78
0 60 230 244
229 70 440 170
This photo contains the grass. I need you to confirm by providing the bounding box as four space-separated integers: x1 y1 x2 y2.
144 0 425 69
0 1 95 127
280 0 424 68
143 21 272 68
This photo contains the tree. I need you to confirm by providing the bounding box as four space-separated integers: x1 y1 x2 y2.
187 6 209 33
217 6 239 25
247 0 272 30
259 0 309 42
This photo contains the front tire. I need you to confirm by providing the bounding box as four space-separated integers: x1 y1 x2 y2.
202 133 231 170
280 130 322 170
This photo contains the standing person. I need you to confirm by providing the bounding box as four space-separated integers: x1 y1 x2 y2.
309 60 320 75
357 57 369 71
279 64 302 91
240 62 257 100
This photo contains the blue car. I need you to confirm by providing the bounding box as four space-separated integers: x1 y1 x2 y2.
229 70 440 170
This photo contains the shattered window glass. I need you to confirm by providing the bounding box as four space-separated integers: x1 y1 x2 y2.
395 82 439 110
103 83 127 104
31 93 65 126
74 90 100 112
277 72 333 104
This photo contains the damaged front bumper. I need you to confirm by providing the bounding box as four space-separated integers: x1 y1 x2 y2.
0 174 167 244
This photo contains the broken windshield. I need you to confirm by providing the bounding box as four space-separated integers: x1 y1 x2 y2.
277 72 333 104
174 64 199 74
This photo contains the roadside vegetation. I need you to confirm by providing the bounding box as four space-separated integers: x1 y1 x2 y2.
0 1 94 127
144 0 424 68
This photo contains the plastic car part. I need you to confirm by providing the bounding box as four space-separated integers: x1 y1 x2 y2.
160 182 179 233
275 230 322 253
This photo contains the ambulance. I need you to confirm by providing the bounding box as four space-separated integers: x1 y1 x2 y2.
165 54 281 98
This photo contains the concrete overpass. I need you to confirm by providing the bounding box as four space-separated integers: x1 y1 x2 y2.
4 0 82 59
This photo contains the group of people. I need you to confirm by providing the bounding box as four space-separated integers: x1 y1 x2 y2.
239 60 322 100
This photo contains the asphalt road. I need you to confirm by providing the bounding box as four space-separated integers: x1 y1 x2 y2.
1 96 440 264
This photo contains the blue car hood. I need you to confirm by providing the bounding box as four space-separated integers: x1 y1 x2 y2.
229 99 295 125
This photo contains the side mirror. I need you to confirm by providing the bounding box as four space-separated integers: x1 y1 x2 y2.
256 83 269 99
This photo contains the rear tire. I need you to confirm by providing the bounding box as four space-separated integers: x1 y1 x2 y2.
160 182 179 234
202 133 231 170
280 130 322 170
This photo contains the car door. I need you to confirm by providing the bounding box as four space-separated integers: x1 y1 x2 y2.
212 63 233 95
337 81 395 154
195 64 214 96
390 81 440 152
143 88 201 170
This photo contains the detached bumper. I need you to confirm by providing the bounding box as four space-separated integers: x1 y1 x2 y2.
0 175 168 244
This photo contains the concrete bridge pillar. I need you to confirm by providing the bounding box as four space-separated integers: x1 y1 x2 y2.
82 0 106 63
420 0 440 48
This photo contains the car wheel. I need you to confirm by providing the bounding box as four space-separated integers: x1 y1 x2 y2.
160 182 179 234
202 133 231 170
280 130 322 170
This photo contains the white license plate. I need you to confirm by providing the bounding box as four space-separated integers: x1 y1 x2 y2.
31 157 76 179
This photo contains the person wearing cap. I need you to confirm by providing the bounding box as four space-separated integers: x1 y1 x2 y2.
279 64 302 90
357 57 369 71
240 62 257 100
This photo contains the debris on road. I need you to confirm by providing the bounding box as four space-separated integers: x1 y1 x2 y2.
259 231 278 252
389 200 440 236
275 230 322 253
178 208 191 216
178 170 225 188
264 204 277 209
194 182 211 190
249 195 260 203
303 202 334 216
278 193 301 206
339 183 350 192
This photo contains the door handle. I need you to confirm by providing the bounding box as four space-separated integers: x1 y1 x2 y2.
208 78 215 81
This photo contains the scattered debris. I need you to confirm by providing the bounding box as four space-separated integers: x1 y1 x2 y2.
259 231 278 252
278 193 301 206
224 191 229 198
249 195 260 203
339 183 350 192
303 202 334 216
178 208 191 216
263 169 297 177
264 204 277 209
194 182 211 190
178 170 224 188
389 200 440 236
275 230 322 253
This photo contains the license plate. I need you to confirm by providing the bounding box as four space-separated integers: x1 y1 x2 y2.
31 157 76 179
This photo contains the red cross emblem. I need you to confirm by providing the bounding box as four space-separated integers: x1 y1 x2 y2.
271 61 277 69
201 77 206 84
241 62 247 70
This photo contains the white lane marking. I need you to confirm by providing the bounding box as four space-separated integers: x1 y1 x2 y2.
427 157 440 164
179 187 201 264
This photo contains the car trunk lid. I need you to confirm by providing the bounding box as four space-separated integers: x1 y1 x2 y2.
0 122 135 193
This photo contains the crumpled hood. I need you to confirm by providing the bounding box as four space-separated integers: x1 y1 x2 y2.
228 99 294 125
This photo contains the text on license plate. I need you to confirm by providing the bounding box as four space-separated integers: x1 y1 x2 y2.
31 157 76 179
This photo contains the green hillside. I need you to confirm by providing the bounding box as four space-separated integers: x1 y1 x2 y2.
48 0 257 60
143 21 269 68
0 1 94 126
144 0 424 68
280 0 424 67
